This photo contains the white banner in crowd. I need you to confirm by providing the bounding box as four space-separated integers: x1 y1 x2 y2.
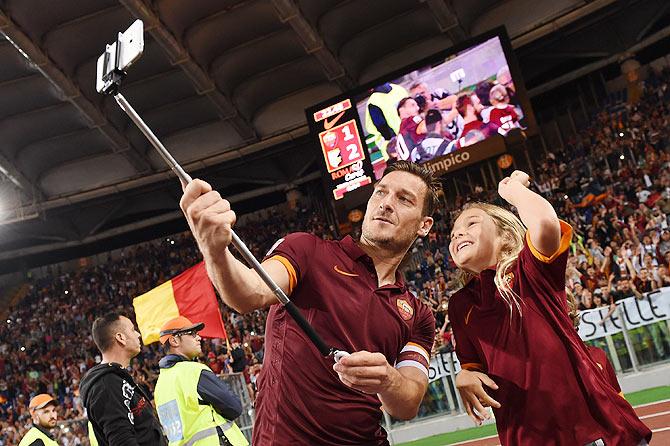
577 287 670 341
427 287 670 383
428 351 461 383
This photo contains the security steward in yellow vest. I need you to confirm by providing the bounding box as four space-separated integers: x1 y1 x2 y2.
18 394 59 446
364 82 409 160
154 317 248 446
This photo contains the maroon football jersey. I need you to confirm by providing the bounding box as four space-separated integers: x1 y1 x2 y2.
254 233 435 445
455 120 497 149
487 105 519 132
588 345 622 395
448 222 651 445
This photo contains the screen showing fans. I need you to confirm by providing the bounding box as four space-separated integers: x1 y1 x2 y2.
354 35 530 180
306 28 535 201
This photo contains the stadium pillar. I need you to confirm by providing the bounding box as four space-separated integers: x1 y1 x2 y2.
487 160 497 185
523 147 536 180
465 170 473 191
452 178 460 197
617 306 640 372
383 410 395 445
448 352 464 413
567 106 578 136
538 126 549 156
604 334 623 373
576 83 590 123
479 165 489 190
442 375 456 412
588 75 601 109
553 114 565 149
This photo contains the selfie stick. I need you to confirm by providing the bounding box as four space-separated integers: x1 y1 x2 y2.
98 22 348 362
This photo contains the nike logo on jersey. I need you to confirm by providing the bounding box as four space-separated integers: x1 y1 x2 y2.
323 111 345 130
333 265 358 277
465 306 474 325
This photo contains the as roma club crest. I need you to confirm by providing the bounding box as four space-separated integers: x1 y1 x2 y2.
396 299 414 321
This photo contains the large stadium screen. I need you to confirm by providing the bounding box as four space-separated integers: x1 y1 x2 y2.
307 28 534 201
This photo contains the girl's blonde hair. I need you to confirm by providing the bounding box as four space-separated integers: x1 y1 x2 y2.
455 202 526 317
565 288 581 328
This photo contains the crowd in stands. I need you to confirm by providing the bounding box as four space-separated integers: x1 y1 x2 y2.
0 207 335 445
2 66 670 444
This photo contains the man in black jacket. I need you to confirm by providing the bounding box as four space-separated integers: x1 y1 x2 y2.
80 313 167 446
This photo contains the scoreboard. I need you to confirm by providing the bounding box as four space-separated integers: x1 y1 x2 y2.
309 98 375 200
305 27 536 220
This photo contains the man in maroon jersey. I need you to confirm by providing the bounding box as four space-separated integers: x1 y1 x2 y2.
180 161 437 445
454 95 498 150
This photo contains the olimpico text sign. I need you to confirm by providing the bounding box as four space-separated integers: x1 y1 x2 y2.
423 137 506 176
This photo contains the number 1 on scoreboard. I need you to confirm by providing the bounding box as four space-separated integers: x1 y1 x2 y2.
318 119 365 173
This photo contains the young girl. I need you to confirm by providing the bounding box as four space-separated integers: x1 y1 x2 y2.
448 170 651 445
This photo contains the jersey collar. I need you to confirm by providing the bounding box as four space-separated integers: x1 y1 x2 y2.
339 235 368 260
339 236 407 291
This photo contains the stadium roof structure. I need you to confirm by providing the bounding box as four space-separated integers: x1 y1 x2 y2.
0 0 668 271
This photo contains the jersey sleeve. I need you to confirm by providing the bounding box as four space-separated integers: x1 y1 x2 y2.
481 106 492 123
448 293 484 372
520 220 573 292
511 107 519 122
263 232 319 295
395 302 435 378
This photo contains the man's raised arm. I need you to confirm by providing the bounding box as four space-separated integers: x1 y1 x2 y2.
180 179 288 313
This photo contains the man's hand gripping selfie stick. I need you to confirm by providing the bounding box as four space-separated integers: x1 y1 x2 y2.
98 21 349 363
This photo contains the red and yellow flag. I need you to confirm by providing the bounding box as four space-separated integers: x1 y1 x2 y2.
133 262 227 344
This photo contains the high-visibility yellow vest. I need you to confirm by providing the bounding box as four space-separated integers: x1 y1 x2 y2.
87 421 99 446
155 361 248 446
18 426 58 446
364 83 409 160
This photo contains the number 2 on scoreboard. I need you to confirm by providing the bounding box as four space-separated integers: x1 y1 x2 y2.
346 143 359 158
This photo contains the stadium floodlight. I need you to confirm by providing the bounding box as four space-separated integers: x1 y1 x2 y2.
96 21 348 362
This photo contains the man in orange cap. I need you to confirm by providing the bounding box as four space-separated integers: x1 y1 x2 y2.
154 316 248 446
18 394 58 446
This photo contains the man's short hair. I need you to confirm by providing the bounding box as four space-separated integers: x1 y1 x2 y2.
382 160 441 216
474 80 494 106
456 94 474 117
409 82 427 92
425 109 442 129
396 97 413 114
92 313 122 353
